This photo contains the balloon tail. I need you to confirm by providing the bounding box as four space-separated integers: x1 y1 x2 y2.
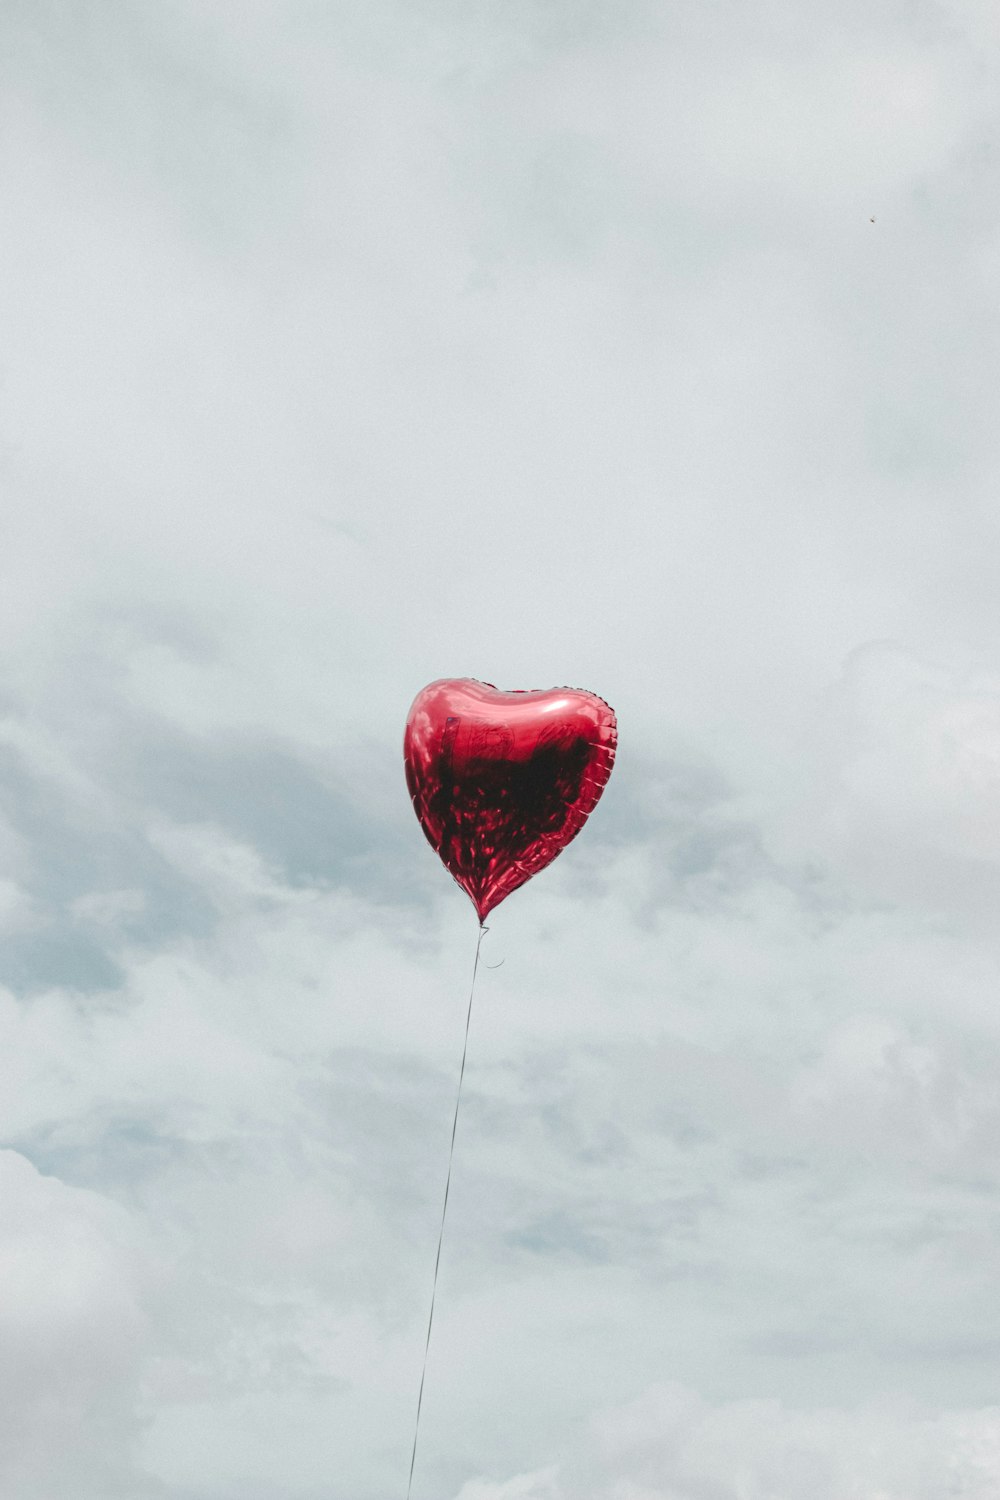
406 921 488 1500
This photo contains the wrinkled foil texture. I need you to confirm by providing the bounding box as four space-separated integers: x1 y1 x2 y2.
404 678 617 921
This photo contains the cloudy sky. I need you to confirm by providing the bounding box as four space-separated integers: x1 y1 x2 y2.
2 1 1000 1496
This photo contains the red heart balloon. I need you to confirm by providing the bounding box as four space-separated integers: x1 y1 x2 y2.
404 679 617 921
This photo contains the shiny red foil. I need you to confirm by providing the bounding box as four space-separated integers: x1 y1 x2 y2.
404 678 617 921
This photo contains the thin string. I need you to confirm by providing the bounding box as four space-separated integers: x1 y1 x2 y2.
406 920 488 1500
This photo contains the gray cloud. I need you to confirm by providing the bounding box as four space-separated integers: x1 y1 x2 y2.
2 0 1000 1496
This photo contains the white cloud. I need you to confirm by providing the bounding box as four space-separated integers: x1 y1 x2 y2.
577 1382 1000 1500
1 1 999 1496
777 644 1000 921
0 1150 156 1498
456 1383 1000 1500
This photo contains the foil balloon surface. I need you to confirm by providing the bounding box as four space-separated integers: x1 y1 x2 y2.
404 678 617 921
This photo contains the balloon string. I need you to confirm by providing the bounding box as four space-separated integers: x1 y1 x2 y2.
406 920 488 1500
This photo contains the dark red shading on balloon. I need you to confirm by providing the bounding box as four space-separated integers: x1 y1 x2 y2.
404 679 617 921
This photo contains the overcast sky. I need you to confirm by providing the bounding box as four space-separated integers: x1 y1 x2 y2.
2 2 1000 1497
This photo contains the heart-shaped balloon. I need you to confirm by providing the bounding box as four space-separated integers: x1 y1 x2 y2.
404 679 617 921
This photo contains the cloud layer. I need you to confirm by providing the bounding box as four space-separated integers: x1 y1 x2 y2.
2 1 1000 1497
